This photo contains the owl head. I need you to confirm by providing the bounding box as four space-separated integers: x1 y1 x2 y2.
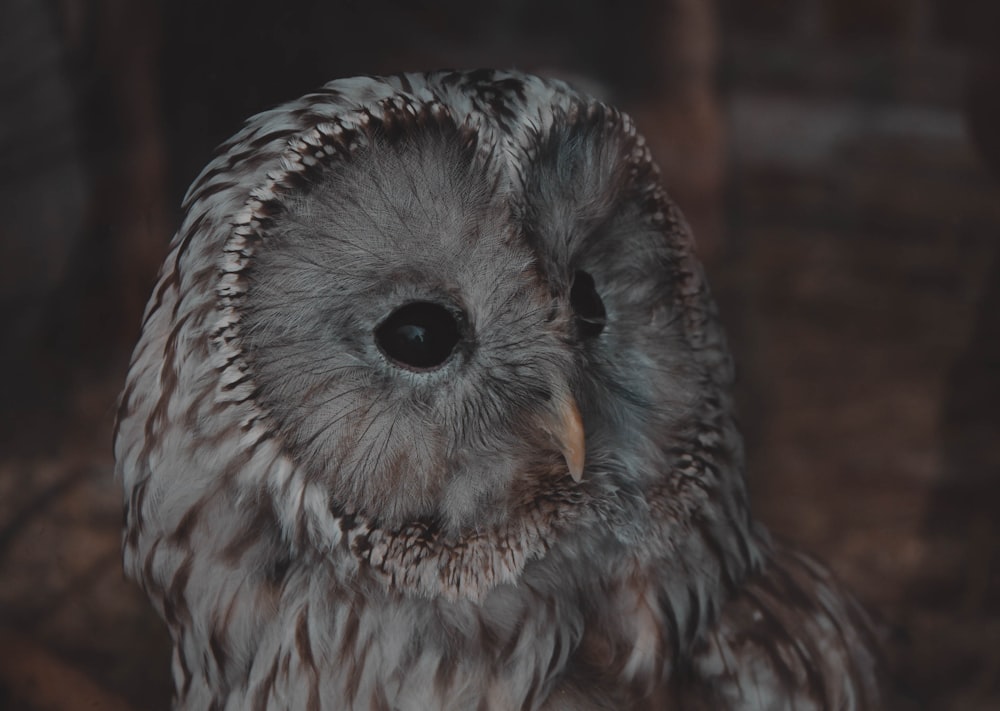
117 71 751 602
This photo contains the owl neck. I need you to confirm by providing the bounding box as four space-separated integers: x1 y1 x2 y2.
131 437 761 707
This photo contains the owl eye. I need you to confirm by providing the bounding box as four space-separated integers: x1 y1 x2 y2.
375 301 461 371
570 270 606 338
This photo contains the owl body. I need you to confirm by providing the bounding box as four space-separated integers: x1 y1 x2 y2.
116 71 882 709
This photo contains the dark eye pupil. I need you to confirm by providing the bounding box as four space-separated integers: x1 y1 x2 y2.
570 270 606 338
375 302 461 370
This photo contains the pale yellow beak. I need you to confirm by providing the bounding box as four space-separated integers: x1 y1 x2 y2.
545 396 586 482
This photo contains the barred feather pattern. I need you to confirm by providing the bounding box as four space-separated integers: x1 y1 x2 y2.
115 70 884 709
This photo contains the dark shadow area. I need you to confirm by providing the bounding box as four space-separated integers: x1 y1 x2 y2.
910 29 1000 706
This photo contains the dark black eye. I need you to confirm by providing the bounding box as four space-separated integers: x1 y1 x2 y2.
570 270 606 339
375 302 461 370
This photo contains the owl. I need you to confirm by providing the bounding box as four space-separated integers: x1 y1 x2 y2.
115 70 884 710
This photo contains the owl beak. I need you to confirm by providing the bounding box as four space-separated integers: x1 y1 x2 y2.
550 396 586 483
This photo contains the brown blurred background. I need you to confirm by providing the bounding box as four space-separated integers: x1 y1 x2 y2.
0 0 997 708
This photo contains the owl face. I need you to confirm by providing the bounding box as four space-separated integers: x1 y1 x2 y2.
117 71 737 606
235 99 695 534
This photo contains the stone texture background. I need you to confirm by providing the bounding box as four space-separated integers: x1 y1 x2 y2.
1 1 997 708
